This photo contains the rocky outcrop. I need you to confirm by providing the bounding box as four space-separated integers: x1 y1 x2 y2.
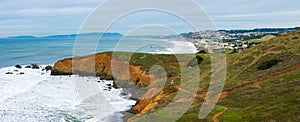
5 72 13 74
31 64 40 69
44 65 53 71
51 52 181 114
51 53 150 86
15 65 22 69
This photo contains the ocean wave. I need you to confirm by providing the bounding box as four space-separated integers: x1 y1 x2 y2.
0 65 135 121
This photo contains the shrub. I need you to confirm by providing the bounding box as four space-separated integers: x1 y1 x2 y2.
258 59 282 70
187 55 204 67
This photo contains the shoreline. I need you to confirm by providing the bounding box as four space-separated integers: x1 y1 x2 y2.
0 39 199 121
0 64 136 121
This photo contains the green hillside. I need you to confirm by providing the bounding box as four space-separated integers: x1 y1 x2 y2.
179 30 300 121
218 30 300 121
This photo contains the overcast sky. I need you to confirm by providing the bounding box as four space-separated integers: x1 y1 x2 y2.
0 0 299 37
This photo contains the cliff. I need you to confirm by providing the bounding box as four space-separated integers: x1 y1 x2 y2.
51 53 150 86
51 52 198 115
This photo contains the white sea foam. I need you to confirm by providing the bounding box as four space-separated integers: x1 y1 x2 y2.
147 40 198 54
0 65 135 121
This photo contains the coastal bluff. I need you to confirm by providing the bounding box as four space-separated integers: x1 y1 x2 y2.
51 52 151 87
50 52 190 114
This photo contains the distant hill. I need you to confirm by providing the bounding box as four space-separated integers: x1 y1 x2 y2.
247 34 277 43
4 32 123 39
43 32 123 39
221 27 300 34
7 36 37 39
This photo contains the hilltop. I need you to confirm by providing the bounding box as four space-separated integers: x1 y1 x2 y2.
247 34 276 43
51 30 300 121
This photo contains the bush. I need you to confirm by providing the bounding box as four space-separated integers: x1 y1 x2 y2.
187 55 204 67
258 59 282 70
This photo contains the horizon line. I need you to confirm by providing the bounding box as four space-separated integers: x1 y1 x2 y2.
1 26 299 38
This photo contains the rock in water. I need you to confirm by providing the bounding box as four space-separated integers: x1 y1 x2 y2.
112 81 119 89
32 64 39 69
25 65 31 68
15 65 22 69
5 72 13 74
45 65 53 71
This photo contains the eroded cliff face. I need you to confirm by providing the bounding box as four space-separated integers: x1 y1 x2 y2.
51 53 150 84
51 52 207 115
51 52 166 114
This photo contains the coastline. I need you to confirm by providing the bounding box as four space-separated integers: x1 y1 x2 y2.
0 39 199 121
0 38 200 121
0 64 136 121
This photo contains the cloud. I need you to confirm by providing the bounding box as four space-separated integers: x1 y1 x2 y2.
213 10 300 18
0 7 95 17
0 0 101 9
0 0 300 37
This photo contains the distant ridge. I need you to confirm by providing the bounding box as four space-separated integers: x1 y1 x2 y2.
220 27 300 33
247 34 276 43
4 32 123 39
7 36 37 39
43 32 123 39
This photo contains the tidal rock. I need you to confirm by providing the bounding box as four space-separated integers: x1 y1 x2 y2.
45 65 52 71
129 97 139 101
15 65 22 69
20 72 25 75
112 81 119 89
5 72 13 74
14 70 19 72
120 92 127 96
31 64 39 69
25 65 32 68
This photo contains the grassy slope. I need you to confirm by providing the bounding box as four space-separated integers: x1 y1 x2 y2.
218 31 300 121
248 34 276 43
176 30 300 121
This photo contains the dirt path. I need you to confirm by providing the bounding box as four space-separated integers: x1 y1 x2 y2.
213 106 227 122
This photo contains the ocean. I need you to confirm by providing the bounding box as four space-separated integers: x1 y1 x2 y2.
0 37 197 121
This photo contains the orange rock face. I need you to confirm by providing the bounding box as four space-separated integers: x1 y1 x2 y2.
51 53 158 113
52 53 150 82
